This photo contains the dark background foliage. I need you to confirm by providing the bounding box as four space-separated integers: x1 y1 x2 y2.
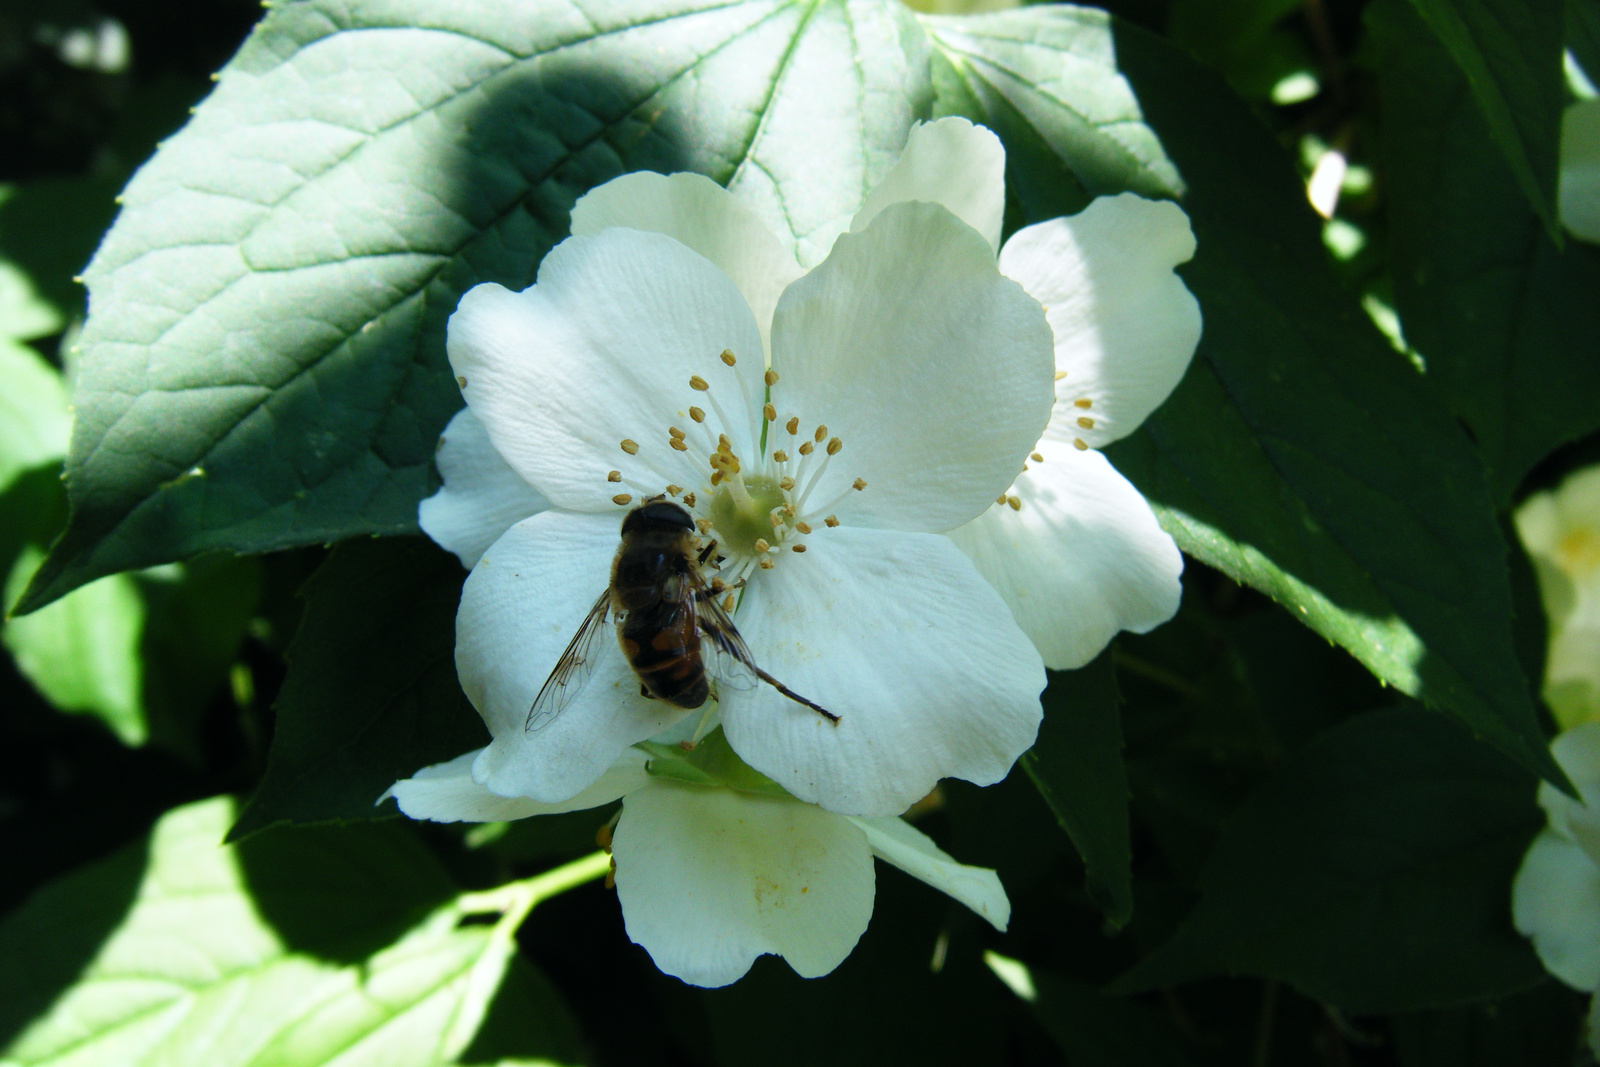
2 0 1595 1063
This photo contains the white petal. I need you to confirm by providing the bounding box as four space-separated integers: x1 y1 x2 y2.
851 117 1006 254
418 407 550 569
1538 723 1600 838
569 171 803 358
612 780 874 987
722 526 1045 817
458 510 690 802
848 815 1010 931
381 747 648 822
1513 829 1600 990
1562 100 1600 245
999 194 1201 449
947 440 1182 670
770 200 1055 534
447 229 768 511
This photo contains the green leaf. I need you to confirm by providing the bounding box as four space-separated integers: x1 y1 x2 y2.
1403 0 1565 234
1021 652 1133 929
19 0 940 613
3 542 146 744
1374 0 1600 504
1111 707 1547 1012
1098 19 1563 790
921 5 1182 228
0 343 68 497
231 536 487 839
0 797 586 1067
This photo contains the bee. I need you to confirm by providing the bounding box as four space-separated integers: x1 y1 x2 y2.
525 499 840 732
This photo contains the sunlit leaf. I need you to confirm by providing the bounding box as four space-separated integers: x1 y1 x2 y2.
0 797 585 1067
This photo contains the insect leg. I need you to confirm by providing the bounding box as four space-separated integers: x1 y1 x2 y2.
753 668 841 724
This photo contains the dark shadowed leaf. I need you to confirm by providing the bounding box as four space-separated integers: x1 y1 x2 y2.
1374 0 1600 504
1021 651 1133 928
1112 707 1547 1012
231 536 486 839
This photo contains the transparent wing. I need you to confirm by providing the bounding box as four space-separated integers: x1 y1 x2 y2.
525 588 614 733
690 571 840 723
691 578 760 694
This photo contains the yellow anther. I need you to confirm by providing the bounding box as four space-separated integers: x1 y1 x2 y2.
717 433 731 452
765 369 779 386
1030 452 1044 462
754 538 771 553
826 437 842 456
791 543 807 553
723 593 736 612
613 493 632 505
666 484 682 496
620 439 639 455
1077 416 1095 429
669 426 686 440
763 403 777 421
689 406 705 423
607 470 622 482
690 375 709 391
710 577 727 592
455 375 467 389
720 349 737 366
670 438 689 452
773 450 789 463
710 471 724 486
997 494 1008 506
683 492 697 507
852 478 867 491
824 515 839 527
799 441 814 456
759 556 776 570
696 518 713 533
1074 398 1093 409
770 512 785 527
785 416 799 435
1007 495 1022 511
1073 438 1088 451
795 521 812 534
814 425 827 443
779 476 795 491
1055 370 1068 381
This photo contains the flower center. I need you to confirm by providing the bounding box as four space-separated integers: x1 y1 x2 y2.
605 347 868 585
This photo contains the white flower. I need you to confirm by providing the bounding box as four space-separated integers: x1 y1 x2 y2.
429 119 1063 819
384 738 1009 988
1561 99 1600 244
1513 722 1600 1057
419 117 1198 820
1515 465 1600 730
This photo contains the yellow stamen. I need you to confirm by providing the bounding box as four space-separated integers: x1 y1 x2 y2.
690 375 709 391
763 403 777 421
1077 416 1095 429
785 416 799 435
689 407 705 423
824 515 839 527
765 369 779 386
799 441 814 456
852 478 867 491
1073 438 1088 451
1030 452 1043 462
720 349 737 367
1074 398 1093 409
826 437 842 456
791 543 807 553
613 493 632 505
620 439 639 455
607 470 622 482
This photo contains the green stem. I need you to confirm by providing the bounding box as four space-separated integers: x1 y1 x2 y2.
459 850 613 939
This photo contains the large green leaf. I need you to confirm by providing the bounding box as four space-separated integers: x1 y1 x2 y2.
1404 0 1565 234
1111 707 1547 1013
17 0 943 612
1072 19 1558 787
230 537 487 839
1374 0 1600 504
1020 652 1132 929
0 797 586 1067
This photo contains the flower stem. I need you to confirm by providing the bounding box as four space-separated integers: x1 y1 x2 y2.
458 850 613 937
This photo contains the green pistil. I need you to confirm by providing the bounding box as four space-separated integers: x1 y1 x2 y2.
709 473 787 554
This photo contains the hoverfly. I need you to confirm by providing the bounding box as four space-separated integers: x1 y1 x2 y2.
525 499 840 732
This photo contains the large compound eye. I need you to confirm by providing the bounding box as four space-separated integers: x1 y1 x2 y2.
625 500 696 534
